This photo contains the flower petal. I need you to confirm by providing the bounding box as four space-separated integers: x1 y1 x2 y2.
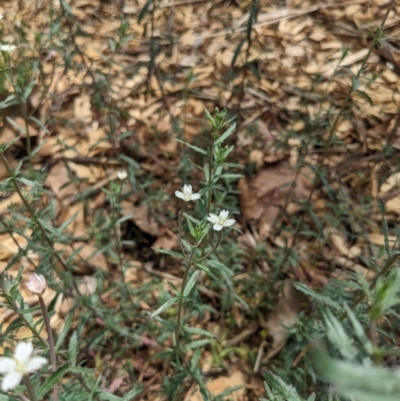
0 358 16 374
25 356 48 373
189 193 201 200
207 214 219 223
223 218 236 227
26 273 46 294
219 210 229 221
183 184 192 195
213 223 223 231
14 342 33 364
175 191 184 199
2 371 23 392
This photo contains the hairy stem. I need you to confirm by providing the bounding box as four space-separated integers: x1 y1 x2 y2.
175 246 196 354
178 202 188 260
38 295 58 401
23 376 38 401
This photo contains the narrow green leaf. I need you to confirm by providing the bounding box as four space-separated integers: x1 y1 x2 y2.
214 122 236 146
321 307 357 359
183 270 200 297
176 139 207 155
294 282 341 311
152 248 184 259
203 163 210 183
183 326 217 338
37 364 71 398
262 371 307 400
195 263 220 282
187 218 196 240
203 106 213 124
69 367 95 374
69 331 78 366
378 199 390 256
0 94 18 109
122 386 143 400
149 297 178 319
312 346 400 401
344 302 374 355
138 0 153 23
98 391 123 401
218 173 244 179
183 339 212 351
56 311 73 351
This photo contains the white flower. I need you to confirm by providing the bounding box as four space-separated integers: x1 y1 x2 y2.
116 171 127 180
207 210 236 231
0 13 3 20
26 273 46 295
0 44 16 52
0 342 47 392
175 184 201 202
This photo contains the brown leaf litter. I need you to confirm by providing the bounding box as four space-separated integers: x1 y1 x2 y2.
1 0 400 398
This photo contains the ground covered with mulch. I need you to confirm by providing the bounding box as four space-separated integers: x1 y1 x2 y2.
0 0 400 399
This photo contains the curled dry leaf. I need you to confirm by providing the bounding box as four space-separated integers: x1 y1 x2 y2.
239 164 313 237
327 229 362 259
121 202 159 237
262 279 308 360
152 228 178 251
73 94 92 123
45 163 78 200
0 231 31 262
8 117 39 138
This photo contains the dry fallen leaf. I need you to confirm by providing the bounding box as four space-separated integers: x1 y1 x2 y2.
262 279 308 360
239 164 313 237
121 202 159 237
188 370 246 401
45 163 78 200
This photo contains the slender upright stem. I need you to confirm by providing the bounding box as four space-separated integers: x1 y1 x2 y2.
21 103 32 166
178 202 188 260
198 231 222 262
23 376 38 401
206 140 215 215
175 246 196 354
0 274 49 349
38 295 58 401
0 152 84 299
175 231 222 355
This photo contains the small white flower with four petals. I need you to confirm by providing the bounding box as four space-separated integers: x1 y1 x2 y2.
175 184 201 202
0 342 47 392
207 210 235 231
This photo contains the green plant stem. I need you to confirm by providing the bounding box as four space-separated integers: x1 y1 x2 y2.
0 151 110 327
175 246 196 353
178 202 188 260
198 231 222 262
206 140 215 215
23 375 38 401
17 310 49 349
38 295 58 401
349 253 400 312
21 103 32 166
175 231 222 354
0 280 47 349
0 151 83 297
201 140 215 258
